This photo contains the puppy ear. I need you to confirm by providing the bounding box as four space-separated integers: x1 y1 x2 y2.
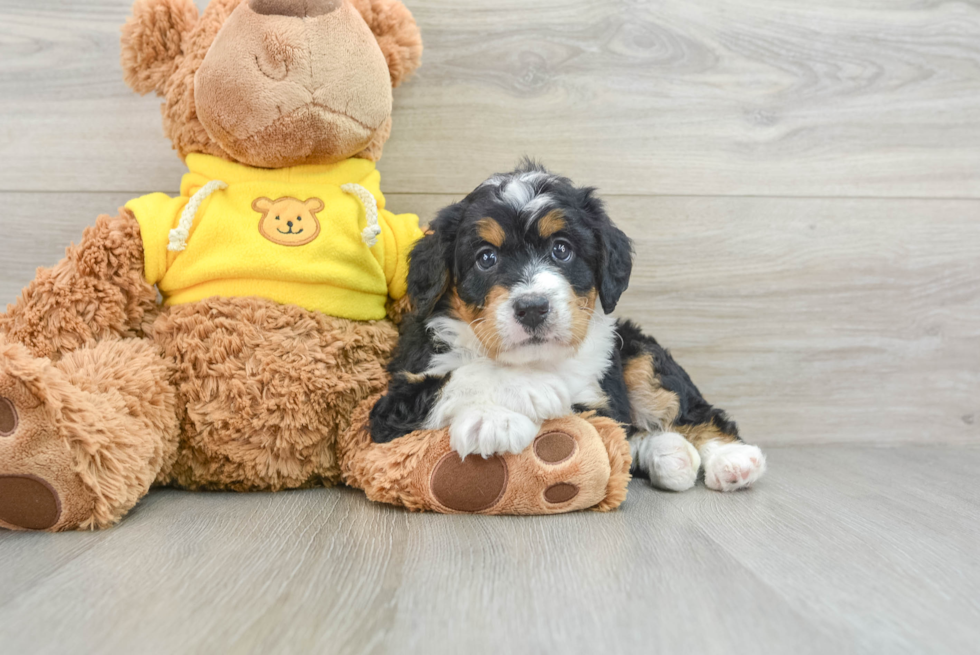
406 201 464 318
121 0 199 96
579 188 633 314
598 223 634 313
349 0 423 87
406 235 449 319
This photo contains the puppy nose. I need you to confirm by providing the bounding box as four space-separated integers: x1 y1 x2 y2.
249 0 341 18
514 296 551 330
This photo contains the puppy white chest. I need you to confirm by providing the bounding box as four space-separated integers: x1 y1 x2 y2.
422 312 616 457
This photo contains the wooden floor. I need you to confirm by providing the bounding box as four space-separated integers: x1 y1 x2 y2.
1 445 978 655
1 0 979 653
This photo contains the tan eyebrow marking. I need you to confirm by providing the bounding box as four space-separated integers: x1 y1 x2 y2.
477 217 506 247
537 210 566 238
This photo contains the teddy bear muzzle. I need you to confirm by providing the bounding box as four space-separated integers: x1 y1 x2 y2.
193 0 393 168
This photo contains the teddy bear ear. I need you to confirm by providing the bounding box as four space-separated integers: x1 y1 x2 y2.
349 0 423 88
121 0 200 96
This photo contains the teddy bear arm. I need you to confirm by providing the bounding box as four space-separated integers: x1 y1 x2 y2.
0 209 158 360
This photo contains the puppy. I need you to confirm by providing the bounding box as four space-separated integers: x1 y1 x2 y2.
370 162 766 492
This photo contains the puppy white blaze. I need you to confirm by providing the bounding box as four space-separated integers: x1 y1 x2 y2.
494 265 574 354
423 310 618 458
501 179 535 212
521 193 554 222
518 170 550 184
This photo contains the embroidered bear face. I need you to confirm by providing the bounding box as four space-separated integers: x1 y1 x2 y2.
253 196 324 246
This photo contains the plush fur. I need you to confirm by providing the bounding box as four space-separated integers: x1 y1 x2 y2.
155 296 397 491
0 209 158 360
371 163 767 492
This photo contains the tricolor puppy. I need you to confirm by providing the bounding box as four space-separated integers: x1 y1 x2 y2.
370 163 766 492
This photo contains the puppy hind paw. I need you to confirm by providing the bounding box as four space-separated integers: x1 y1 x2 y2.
702 441 767 492
633 432 700 492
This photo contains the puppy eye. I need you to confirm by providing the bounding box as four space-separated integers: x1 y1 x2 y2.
275 216 280 221
476 247 498 270
297 216 302 221
552 239 573 263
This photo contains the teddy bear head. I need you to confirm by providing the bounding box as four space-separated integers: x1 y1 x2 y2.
121 0 422 168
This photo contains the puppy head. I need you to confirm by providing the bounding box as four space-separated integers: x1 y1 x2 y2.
408 161 633 363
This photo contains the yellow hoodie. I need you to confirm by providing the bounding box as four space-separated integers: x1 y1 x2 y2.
125 154 422 321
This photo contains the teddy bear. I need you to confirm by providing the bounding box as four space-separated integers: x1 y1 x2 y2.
0 0 631 531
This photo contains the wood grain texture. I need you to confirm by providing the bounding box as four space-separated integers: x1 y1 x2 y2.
1 0 979 196
3 192 976 446
0 445 978 655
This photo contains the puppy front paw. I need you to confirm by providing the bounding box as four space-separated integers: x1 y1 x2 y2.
503 383 571 422
450 407 540 459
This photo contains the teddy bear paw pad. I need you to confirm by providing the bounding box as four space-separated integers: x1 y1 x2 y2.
430 453 509 512
0 474 62 530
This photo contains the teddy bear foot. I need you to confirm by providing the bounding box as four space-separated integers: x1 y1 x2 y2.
0 366 94 532
0 338 179 532
429 421 612 514
340 398 632 515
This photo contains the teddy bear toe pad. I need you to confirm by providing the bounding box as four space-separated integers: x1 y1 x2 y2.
533 431 577 465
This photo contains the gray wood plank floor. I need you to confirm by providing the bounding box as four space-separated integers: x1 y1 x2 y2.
1 445 978 655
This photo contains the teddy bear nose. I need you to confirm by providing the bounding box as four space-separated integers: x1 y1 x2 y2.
249 0 341 18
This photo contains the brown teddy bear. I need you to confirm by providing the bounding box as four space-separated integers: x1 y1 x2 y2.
0 0 630 531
